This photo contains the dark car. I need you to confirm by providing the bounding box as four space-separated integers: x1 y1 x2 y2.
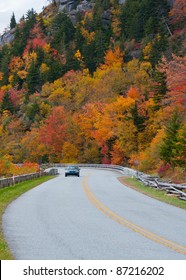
65 166 80 177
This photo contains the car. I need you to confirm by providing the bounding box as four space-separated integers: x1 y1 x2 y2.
65 166 80 177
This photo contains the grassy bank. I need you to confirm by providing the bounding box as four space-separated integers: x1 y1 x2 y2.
0 175 55 260
118 177 186 210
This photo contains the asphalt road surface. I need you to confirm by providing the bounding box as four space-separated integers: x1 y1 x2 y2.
3 168 186 259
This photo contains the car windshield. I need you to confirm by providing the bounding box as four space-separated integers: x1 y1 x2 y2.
66 166 77 170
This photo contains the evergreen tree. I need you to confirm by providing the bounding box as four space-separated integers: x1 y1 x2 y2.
0 46 11 86
131 102 146 132
51 13 75 52
10 13 16 29
153 61 167 110
26 60 40 95
11 11 37 56
1 92 14 114
120 0 170 41
160 112 181 167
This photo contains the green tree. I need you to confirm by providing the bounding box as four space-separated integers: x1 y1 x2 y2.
11 10 37 56
0 46 11 86
120 0 170 41
10 13 16 29
152 62 167 111
51 13 75 52
1 92 14 114
160 112 181 167
26 60 40 95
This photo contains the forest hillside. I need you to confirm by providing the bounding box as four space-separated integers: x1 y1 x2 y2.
0 0 185 182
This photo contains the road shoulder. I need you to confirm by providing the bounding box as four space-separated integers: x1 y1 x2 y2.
118 176 186 211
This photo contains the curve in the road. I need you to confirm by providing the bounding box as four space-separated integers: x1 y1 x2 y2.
82 175 186 256
3 168 186 259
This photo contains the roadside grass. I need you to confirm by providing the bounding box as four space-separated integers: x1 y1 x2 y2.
118 177 186 211
0 175 55 260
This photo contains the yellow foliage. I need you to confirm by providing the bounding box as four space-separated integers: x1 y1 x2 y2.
143 42 152 60
127 59 139 73
0 125 3 136
126 59 152 92
84 11 93 21
8 75 14 84
0 72 3 81
21 128 46 162
113 96 135 116
17 70 28 79
80 27 95 44
137 129 166 172
74 49 82 61
43 43 51 53
29 51 37 63
62 142 79 163
23 51 37 70
47 79 71 104
9 56 24 73
40 63 50 74
140 61 152 72
2 110 10 117
43 18 51 27
41 82 51 97
1 85 11 91
40 102 52 117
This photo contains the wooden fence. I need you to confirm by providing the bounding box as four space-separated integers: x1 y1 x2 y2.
136 171 186 201
0 169 58 189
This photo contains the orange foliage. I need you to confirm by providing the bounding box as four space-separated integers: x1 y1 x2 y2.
127 86 140 100
0 156 39 177
102 47 124 69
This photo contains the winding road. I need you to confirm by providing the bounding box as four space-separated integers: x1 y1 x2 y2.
3 168 186 259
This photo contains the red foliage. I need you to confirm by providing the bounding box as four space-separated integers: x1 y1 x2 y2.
170 0 186 26
0 90 4 102
23 23 47 55
158 163 171 176
101 144 111 164
24 38 47 54
39 106 69 157
9 88 19 106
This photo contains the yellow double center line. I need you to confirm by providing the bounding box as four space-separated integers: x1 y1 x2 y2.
82 176 186 256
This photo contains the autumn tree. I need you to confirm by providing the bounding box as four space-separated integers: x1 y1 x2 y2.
39 106 69 161
169 0 186 28
21 127 46 162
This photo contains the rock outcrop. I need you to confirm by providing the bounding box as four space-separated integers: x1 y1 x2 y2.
57 0 92 13
0 28 15 46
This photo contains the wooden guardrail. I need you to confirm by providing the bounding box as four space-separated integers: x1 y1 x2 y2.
0 169 58 189
136 171 186 201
